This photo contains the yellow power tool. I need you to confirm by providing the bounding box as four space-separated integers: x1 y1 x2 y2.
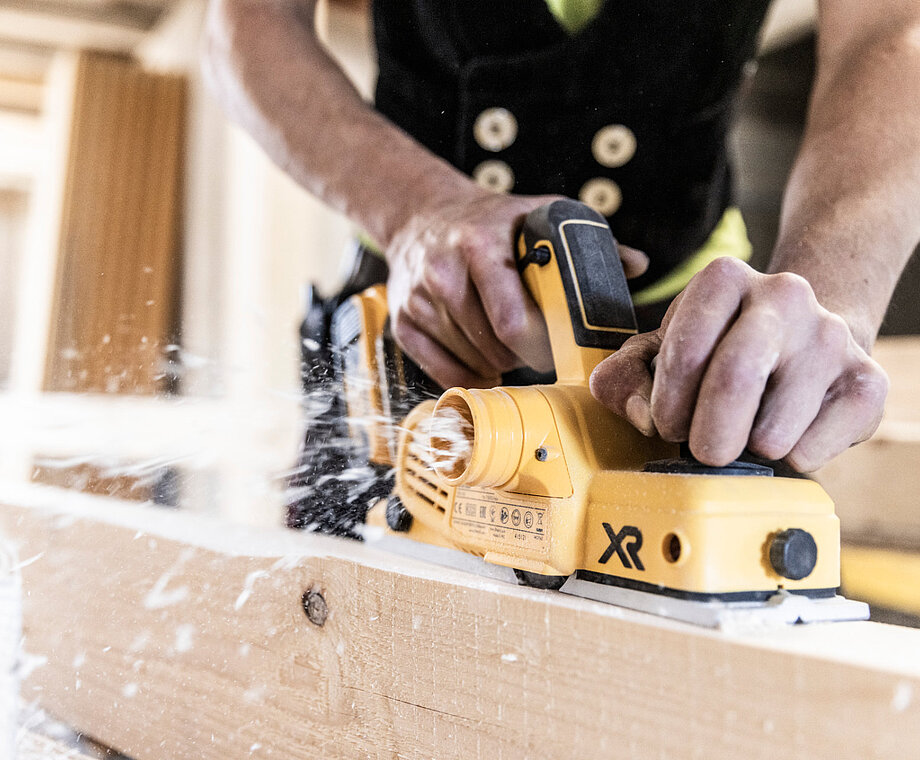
342 200 867 628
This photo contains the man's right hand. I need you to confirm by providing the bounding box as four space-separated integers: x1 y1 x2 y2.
386 189 649 389
385 190 556 388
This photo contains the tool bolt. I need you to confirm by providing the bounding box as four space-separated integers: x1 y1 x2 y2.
535 447 548 462
769 529 818 581
302 590 328 627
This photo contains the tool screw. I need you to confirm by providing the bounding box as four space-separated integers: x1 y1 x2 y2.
530 245 552 266
302 589 328 627
535 447 548 462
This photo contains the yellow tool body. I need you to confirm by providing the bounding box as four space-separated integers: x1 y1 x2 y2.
359 200 865 624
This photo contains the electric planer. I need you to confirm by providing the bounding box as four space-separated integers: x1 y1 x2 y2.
299 199 869 629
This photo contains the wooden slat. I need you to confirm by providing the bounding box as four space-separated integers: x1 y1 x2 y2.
2 0 169 30
1 486 919 760
0 8 146 51
816 336 920 547
43 51 185 394
0 74 43 113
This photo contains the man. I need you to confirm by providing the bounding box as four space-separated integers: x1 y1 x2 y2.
204 0 920 473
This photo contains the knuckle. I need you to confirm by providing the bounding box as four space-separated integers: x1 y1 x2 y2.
848 362 890 410
815 312 851 354
405 292 431 321
449 223 490 260
491 308 527 347
658 340 707 379
699 256 750 287
765 271 814 308
709 355 769 399
420 262 456 301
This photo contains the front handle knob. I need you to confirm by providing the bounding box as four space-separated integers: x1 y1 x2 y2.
769 529 818 581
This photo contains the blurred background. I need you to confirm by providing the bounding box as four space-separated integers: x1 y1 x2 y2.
0 0 916 534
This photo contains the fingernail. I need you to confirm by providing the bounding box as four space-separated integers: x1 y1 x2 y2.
625 394 655 437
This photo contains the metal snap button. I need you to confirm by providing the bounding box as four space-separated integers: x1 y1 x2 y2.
579 178 622 216
591 124 637 168
473 160 515 193
473 107 518 152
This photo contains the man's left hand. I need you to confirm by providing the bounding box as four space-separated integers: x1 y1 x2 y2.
589 257 889 472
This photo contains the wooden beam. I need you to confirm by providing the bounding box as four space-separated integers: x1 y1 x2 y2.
816 337 920 547
1 486 919 760
842 545 920 618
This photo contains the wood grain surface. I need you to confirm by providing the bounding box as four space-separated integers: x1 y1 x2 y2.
1 486 919 760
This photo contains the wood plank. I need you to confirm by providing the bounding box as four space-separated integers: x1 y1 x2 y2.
815 336 920 547
1 485 919 760
43 51 185 395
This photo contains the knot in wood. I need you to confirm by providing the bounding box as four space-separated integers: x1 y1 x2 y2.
302 589 328 627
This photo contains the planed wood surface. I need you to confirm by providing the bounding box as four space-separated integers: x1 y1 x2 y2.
1 485 919 760
17 730 103 760
816 336 920 547
43 51 185 395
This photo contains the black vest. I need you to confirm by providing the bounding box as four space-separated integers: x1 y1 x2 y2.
372 0 770 290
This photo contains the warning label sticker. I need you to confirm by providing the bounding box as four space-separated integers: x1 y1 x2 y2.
450 488 551 552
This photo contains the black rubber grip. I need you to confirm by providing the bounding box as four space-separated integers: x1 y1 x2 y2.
520 200 637 350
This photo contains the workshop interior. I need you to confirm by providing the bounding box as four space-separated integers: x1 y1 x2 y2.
0 1 919 758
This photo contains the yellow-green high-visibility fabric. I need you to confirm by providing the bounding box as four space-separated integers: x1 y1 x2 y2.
545 0 605 34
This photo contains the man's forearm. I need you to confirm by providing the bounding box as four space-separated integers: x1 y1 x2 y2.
204 0 473 248
769 4 920 351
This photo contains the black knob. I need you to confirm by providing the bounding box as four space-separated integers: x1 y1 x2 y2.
769 529 818 581
385 494 413 532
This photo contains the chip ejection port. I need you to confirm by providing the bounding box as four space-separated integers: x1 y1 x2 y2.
429 388 525 489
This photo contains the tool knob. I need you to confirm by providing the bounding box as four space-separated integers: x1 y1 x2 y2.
769 529 818 581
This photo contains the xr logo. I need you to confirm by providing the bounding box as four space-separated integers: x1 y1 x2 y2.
598 523 645 571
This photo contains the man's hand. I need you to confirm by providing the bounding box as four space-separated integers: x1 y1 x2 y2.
589 257 889 472
387 190 648 388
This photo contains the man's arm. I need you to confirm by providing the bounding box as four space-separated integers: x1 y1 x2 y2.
204 0 568 388
771 0 920 346
592 1 920 471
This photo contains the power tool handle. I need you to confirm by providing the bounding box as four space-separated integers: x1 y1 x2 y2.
518 200 637 351
517 200 637 383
